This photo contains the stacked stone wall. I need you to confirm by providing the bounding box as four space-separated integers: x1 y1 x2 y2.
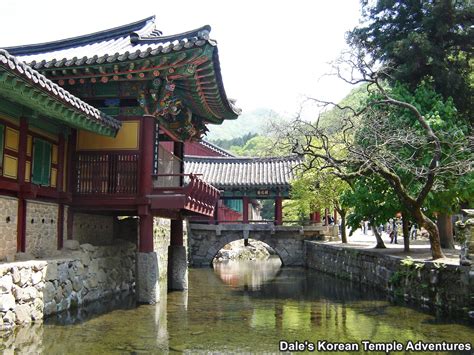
0 242 135 331
153 217 171 283
305 241 474 317
0 196 18 261
25 201 58 258
73 213 114 245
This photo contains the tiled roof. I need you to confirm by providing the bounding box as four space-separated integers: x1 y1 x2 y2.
4 16 240 122
184 156 302 188
5 17 209 69
0 49 121 135
199 140 235 157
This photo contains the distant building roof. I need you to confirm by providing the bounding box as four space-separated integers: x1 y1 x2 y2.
0 49 120 135
184 156 301 188
199 140 235 157
4 16 240 124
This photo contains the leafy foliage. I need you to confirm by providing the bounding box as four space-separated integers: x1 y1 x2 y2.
347 0 473 118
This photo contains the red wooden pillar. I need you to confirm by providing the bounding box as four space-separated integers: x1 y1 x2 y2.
310 211 321 224
173 141 184 186
242 196 249 224
212 200 219 225
139 212 154 252
170 218 183 246
138 116 155 253
57 133 65 249
17 199 26 253
66 129 76 194
140 115 155 196
274 196 283 225
16 118 28 253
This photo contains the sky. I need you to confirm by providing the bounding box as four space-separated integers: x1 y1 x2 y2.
0 0 362 118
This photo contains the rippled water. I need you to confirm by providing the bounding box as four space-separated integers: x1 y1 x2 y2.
1 257 473 354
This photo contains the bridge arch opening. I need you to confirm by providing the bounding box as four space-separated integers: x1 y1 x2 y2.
212 239 282 290
212 239 282 264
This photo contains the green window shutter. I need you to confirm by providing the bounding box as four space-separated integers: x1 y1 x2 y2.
42 141 51 185
32 139 52 186
0 125 4 169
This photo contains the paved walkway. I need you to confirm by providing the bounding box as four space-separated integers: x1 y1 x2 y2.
324 229 461 265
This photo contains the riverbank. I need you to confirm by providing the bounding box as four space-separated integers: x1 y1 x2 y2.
305 231 474 320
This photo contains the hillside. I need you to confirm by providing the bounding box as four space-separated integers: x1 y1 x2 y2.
205 108 283 141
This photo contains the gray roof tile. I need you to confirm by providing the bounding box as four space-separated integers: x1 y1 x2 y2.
184 156 302 188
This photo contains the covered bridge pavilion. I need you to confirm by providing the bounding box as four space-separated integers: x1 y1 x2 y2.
184 155 301 225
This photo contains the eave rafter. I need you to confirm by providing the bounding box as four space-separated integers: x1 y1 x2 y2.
0 68 115 136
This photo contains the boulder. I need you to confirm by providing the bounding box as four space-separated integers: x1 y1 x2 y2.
0 294 16 312
0 274 13 293
14 304 31 324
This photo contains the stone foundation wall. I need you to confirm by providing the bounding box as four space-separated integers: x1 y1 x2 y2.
73 213 114 245
0 242 135 331
305 241 474 317
0 196 18 262
153 218 171 283
25 201 58 258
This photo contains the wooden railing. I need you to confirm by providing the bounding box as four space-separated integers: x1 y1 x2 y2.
152 173 220 216
75 152 139 195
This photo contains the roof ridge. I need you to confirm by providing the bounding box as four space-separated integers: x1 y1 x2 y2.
4 16 156 56
184 155 302 162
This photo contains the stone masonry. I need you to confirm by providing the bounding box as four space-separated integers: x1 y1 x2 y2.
25 201 58 258
0 241 135 331
188 224 335 267
73 213 114 245
305 241 474 318
0 196 18 262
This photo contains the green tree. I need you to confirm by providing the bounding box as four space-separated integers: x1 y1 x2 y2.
286 168 351 242
347 0 473 118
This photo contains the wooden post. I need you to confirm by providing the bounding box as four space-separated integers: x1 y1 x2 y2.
140 115 155 196
274 196 283 225
17 118 28 184
334 209 338 225
242 196 249 224
139 211 154 252
57 204 64 249
173 141 184 187
212 200 219 225
16 118 28 253
324 208 329 226
17 198 26 253
310 211 321 224
57 133 65 249
66 130 76 194
170 218 184 246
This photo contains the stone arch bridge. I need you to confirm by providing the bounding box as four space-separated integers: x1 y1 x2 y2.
188 223 338 267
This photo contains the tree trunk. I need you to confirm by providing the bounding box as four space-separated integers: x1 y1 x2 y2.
402 216 410 252
371 223 386 249
413 209 445 259
437 213 454 249
340 210 347 244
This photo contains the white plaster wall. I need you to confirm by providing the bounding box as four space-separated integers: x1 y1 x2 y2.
73 213 114 245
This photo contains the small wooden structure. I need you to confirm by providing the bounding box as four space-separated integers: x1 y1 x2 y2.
185 156 301 225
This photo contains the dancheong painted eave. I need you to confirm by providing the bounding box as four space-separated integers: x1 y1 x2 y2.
0 49 121 136
3 16 240 124
184 155 303 189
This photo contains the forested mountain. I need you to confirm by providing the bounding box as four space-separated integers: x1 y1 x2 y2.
205 108 282 141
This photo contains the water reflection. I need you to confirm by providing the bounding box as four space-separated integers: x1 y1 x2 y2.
1 261 473 354
213 256 281 290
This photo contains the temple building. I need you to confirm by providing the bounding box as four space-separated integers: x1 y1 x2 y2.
0 16 240 302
